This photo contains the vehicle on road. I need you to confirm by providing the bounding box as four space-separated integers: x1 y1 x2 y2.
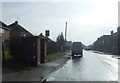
72 42 83 58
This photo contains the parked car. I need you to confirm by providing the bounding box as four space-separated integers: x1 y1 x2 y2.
72 42 83 58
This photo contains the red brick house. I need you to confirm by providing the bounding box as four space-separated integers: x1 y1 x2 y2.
0 21 11 49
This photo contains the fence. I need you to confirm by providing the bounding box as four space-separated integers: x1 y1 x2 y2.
10 36 46 66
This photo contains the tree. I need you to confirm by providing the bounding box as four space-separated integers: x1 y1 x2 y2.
56 32 65 52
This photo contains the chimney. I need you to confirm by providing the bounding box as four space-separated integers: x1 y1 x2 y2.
15 21 18 24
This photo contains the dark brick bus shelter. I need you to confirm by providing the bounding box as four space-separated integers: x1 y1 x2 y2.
10 35 47 66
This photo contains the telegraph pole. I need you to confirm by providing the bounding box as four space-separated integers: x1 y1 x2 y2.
65 22 67 42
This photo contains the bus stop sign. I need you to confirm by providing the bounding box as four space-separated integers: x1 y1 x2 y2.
45 30 50 37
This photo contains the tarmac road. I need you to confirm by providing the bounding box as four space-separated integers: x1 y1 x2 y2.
47 50 119 81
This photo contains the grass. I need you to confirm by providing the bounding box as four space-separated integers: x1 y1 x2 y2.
3 50 13 60
46 50 69 62
3 50 34 71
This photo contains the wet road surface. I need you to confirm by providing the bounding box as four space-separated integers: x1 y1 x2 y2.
47 50 118 81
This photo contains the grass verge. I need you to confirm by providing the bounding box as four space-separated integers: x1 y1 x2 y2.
46 50 69 62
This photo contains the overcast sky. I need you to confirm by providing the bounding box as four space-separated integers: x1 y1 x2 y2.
1 0 119 46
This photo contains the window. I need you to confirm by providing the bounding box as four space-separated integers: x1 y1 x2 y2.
102 40 104 44
0 27 4 33
0 27 2 33
21 33 26 37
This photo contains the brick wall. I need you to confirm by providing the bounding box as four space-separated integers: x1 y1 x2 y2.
2 29 10 41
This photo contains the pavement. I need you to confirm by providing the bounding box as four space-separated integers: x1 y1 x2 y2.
2 52 71 82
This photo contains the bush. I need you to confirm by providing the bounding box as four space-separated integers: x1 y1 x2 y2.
4 50 13 60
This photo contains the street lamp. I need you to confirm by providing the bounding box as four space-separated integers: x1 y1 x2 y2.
65 22 67 42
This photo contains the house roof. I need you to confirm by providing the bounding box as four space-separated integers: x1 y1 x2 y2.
8 21 33 36
47 37 55 43
0 21 11 30
38 33 55 43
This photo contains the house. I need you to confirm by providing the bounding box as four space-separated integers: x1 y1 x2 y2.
0 21 11 41
8 21 33 39
7 21 34 64
117 27 120 55
0 21 11 49
92 29 118 55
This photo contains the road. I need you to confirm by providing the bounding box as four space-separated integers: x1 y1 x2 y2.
47 50 119 81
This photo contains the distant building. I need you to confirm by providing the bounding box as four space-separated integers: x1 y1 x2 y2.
118 26 120 55
92 29 118 55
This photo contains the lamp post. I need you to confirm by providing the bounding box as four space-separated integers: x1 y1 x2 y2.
65 22 67 42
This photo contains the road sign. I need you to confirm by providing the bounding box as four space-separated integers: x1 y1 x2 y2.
45 30 50 37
